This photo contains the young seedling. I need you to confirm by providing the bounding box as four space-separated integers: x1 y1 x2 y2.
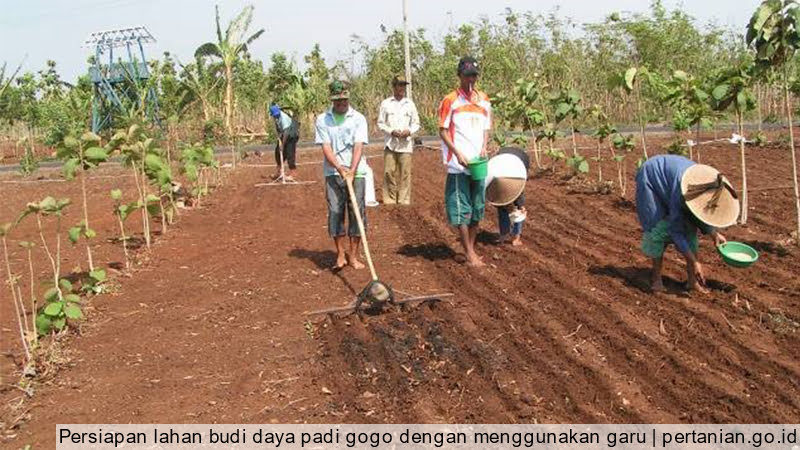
1 223 31 362
550 89 583 157
58 131 111 271
663 70 713 161
18 240 37 347
590 106 617 182
110 188 141 270
620 66 658 160
611 134 635 197
536 124 565 171
180 143 218 207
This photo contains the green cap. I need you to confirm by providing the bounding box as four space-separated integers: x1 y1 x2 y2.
329 80 350 100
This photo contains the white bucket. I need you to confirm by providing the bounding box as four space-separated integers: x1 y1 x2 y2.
364 164 379 207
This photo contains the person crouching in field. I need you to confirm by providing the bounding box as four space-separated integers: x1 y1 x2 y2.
485 147 530 247
636 155 739 293
315 81 370 270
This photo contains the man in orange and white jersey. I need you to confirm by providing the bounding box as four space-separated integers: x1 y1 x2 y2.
438 56 491 267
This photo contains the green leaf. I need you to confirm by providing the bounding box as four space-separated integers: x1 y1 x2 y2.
44 301 64 316
89 269 107 282
578 160 589 173
84 146 109 163
68 226 81 244
613 155 626 162
63 158 80 180
53 317 66 330
64 293 81 303
84 228 96 239
65 304 83 320
673 70 688 81
63 136 79 150
624 67 637 92
39 196 57 211
712 84 730 101
59 278 73 293
44 287 59 303
111 189 122 201
36 315 52 335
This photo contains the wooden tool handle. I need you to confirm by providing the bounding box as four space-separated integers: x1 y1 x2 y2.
344 176 378 281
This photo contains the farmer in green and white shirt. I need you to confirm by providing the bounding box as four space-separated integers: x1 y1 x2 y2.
315 80 370 270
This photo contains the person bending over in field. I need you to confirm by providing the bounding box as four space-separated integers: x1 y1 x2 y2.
485 147 530 247
438 56 491 267
635 155 739 293
315 80 370 270
269 104 300 180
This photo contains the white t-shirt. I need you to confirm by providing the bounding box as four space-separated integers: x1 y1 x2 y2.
438 89 492 174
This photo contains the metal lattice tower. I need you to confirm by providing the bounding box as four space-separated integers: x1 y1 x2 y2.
85 26 160 132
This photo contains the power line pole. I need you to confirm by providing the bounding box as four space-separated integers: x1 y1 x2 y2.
403 0 412 100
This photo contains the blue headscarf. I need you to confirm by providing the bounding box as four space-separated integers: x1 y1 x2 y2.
269 104 281 118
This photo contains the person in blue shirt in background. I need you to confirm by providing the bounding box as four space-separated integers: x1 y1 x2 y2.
636 155 740 294
269 104 300 180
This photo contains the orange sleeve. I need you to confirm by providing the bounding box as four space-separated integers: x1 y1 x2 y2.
438 93 454 129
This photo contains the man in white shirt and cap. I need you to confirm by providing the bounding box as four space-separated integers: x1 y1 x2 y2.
377 74 420 205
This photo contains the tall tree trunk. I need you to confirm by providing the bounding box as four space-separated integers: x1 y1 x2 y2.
783 71 800 244
225 63 236 169
738 110 748 225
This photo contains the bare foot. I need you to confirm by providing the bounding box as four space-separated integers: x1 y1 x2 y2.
687 281 710 295
511 237 523 247
466 252 485 267
651 280 666 293
334 253 347 270
347 254 365 270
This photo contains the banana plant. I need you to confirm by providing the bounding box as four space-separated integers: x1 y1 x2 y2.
195 4 265 167
711 59 757 224
611 134 635 197
1 222 31 362
748 0 800 242
550 89 583 157
58 131 110 272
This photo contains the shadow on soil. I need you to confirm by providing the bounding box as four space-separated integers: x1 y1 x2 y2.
744 240 791 257
289 248 358 295
589 264 736 294
397 242 456 261
289 248 337 269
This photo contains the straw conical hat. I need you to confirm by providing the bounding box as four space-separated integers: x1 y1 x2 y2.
681 164 740 228
485 153 527 206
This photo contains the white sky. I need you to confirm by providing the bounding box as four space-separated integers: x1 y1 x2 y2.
0 0 760 82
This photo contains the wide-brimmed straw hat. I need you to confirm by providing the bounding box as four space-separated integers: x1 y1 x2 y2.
681 164 740 228
485 153 527 206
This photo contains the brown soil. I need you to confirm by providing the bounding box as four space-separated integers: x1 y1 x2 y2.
1 136 799 447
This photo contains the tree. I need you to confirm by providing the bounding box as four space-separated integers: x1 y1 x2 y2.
711 60 756 224
747 0 800 242
195 4 264 164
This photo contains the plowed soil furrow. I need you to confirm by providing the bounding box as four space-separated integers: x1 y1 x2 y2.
2 139 800 447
